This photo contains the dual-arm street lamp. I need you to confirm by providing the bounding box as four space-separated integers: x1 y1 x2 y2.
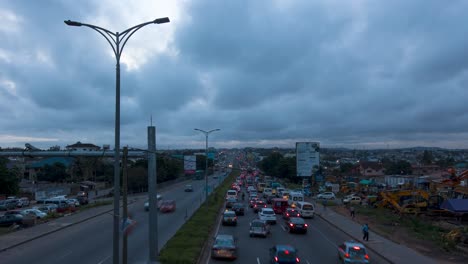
194 128 220 200
65 17 169 264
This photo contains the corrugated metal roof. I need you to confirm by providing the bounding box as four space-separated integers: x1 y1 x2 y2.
27 157 74 168
440 199 468 213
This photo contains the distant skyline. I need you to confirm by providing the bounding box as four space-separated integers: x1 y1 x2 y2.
2 1 468 150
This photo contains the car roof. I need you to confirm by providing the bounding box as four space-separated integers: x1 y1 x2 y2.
262 208 274 211
276 245 296 252
344 241 366 248
216 234 234 240
289 217 305 223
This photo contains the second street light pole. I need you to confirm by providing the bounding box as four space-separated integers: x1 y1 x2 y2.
65 17 169 264
194 128 220 200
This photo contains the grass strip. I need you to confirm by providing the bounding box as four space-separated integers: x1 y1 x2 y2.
159 170 239 264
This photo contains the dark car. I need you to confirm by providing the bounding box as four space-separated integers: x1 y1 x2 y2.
249 197 259 208
0 199 18 211
266 195 276 204
283 208 301 220
184 184 194 192
253 200 267 213
232 202 245 216
287 217 308 234
211 234 237 260
249 219 270 238
222 210 237 226
0 214 23 227
159 200 176 213
3 210 23 216
270 245 300 264
225 197 237 209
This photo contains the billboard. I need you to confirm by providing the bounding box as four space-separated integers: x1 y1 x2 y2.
184 155 196 174
296 142 320 177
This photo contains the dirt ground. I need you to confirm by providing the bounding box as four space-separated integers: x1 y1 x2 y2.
332 205 468 264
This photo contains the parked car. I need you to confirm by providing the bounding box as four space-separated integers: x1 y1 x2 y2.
286 217 308 234
317 192 336 200
337 241 370 264
3 210 23 216
67 199 80 207
258 208 277 225
269 244 301 264
249 219 270 238
22 209 47 219
211 234 237 260
34 204 58 214
17 197 30 207
283 208 301 220
232 203 245 216
0 214 23 227
222 210 238 226
0 199 18 211
159 200 176 213
343 196 362 205
184 184 194 192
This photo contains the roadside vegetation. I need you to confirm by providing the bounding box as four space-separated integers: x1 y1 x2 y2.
159 170 239 264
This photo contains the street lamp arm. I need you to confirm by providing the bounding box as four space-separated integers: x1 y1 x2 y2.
65 20 118 57
207 129 221 134
118 22 154 59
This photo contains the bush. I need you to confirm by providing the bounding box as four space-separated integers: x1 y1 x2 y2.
159 170 239 264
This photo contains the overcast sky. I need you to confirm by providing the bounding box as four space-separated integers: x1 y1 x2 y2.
1 0 468 150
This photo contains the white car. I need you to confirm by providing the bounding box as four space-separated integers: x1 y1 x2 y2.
67 199 80 207
258 208 277 225
343 196 362 205
317 192 336 200
22 209 47 219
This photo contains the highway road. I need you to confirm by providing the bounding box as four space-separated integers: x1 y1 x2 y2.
209 189 391 264
0 172 229 264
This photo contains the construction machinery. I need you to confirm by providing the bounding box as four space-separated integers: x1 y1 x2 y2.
377 189 430 214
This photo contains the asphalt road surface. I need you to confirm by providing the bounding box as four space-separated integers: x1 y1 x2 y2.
0 172 228 264
208 191 390 264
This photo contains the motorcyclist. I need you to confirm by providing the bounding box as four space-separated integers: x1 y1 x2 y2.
242 192 245 201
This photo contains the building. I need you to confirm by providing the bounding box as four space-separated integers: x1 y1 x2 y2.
66 141 101 151
359 161 385 177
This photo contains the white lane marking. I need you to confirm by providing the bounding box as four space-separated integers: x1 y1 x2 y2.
309 223 338 247
97 255 111 264
306 260 310 264
281 224 287 232
257 257 261 264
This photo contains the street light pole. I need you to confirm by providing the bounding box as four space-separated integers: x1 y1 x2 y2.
194 128 220 200
65 17 169 264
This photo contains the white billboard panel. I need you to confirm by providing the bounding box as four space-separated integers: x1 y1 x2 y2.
296 142 320 177
184 155 196 174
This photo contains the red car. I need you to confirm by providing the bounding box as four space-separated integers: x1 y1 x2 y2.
159 200 176 213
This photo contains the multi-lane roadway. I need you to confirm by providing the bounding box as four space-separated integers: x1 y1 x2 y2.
209 189 391 264
0 172 228 264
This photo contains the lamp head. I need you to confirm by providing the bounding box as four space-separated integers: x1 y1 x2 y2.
154 17 170 24
64 20 82 27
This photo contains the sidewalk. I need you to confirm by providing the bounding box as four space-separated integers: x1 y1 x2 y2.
0 179 191 253
311 200 438 264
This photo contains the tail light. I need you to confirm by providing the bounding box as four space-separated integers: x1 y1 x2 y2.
304 223 308 227
274 256 279 262
289 223 294 227
344 253 350 258
365 254 369 260
286 213 290 216
296 257 300 262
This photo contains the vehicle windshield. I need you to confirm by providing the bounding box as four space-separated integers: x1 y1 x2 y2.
262 210 274 215
215 238 233 247
302 205 313 210
224 212 236 217
290 218 305 224
349 247 367 257
278 250 297 260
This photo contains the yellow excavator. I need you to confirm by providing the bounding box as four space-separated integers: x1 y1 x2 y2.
377 189 430 214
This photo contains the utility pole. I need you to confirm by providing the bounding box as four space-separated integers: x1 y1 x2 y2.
148 126 158 263
122 147 128 264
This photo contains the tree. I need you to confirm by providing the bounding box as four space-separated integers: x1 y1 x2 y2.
37 162 69 182
0 158 20 195
384 160 412 175
420 150 434 165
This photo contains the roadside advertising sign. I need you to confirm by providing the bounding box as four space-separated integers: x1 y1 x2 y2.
184 155 196 174
296 142 320 177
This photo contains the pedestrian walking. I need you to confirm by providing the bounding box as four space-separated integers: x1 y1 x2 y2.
322 199 327 211
362 223 369 241
350 206 355 220
242 192 245 201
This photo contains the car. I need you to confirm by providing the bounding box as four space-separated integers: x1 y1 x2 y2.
226 190 238 200
343 196 362 205
0 199 18 211
17 197 30 207
269 244 300 264
249 219 270 238
34 204 58 214
249 197 260 208
184 184 194 192
283 208 301 220
253 200 267 213
21 209 47 219
211 234 237 260
232 202 245 216
225 197 238 209
317 192 336 200
0 214 23 227
67 199 80 207
222 210 237 226
337 241 370 263
258 208 277 225
286 217 308 234
159 200 176 213
266 194 276 204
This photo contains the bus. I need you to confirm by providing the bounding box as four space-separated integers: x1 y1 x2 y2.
272 198 289 214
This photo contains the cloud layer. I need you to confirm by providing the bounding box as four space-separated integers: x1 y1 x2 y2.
1 0 468 150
